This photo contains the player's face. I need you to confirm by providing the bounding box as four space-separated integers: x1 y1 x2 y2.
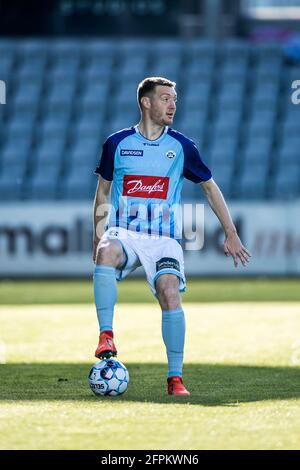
149 86 177 126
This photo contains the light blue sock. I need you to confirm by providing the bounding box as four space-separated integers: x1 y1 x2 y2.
162 308 186 377
93 265 117 333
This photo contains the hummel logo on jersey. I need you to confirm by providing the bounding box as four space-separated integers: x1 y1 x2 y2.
123 175 169 199
143 142 159 146
121 149 143 156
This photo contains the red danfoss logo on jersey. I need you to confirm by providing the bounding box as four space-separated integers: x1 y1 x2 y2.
123 175 169 199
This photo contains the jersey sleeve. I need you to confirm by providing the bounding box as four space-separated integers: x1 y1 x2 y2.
183 140 212 184
94 138 115 181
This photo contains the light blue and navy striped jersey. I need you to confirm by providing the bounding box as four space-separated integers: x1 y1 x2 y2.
94 125 212 240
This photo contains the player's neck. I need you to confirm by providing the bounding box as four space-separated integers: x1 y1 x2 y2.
137 120 165 141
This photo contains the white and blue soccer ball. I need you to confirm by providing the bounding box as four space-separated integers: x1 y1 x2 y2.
88 359 129 397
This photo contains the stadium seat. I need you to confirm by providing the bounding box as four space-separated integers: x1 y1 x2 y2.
240 158 270 196
210 163 233 198
80 82 110 108
0 163 27 200
277 137 300 165
17 56 47 81
63 163 94 200
1 137 31 166
188 39 216 60
33 137 66 165
222 39 250 59
39 116 69 138
186 58 215 80
69 137 101 166
13 82 43 109
271 163 299 199
183 82 211 107
27 163 61 200
46 83 76 109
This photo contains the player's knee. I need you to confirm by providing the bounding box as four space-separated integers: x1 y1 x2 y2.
96 240 124 267
156 276 180 310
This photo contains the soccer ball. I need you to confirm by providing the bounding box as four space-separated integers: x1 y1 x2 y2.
88 359 129 397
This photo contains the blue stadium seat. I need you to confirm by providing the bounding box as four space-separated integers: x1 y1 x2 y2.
119 56 148 80
17 56 47 81
107 113 139 135
46 81 76 108
222 39 250 59
0 163 27 200
186 58 214 80
63 163 94 199
80 82 110 108
6 117 34 140
271 163 299 199
113 83 139 108
73 113 105 137
256 44 283 61
119 38 152 56
33 137 66 165
13 82 42 109
84 40 117 59
236 162 269 199
69 137 100 166
280 117 300 139
277 137 300 165
213 110 241 138
84 58 114 81
245 118 275 139
177 123 206 150
183 82 211 107
50 39 82 58
210 163 232 198
222 60 248 82
1 137 31 166
21 39 48 58
26 163 61 199
0 56 14 81
39 117 69 138
208 136 237 167
188 39 216 60
254 57 282 80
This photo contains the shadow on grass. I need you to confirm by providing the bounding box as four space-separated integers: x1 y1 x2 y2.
1 363 300 406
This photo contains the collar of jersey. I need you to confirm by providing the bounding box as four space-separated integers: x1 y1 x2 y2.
133 125 169 143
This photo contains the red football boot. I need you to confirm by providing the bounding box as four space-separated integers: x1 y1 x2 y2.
95 330 117 360
167 376 190 396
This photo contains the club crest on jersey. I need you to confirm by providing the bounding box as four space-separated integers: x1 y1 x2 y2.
166 150 176 159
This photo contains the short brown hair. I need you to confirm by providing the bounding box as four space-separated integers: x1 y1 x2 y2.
137 76 176 109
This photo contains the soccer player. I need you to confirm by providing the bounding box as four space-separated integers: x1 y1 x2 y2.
92 77 251 396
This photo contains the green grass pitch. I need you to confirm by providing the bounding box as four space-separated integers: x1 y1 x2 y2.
1 279 300 450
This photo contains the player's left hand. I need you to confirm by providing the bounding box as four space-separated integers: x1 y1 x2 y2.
224 232 251 268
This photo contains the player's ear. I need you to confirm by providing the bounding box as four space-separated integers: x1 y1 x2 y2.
140 95 151 110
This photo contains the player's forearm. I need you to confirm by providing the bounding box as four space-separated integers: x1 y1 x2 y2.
201 180 237 237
